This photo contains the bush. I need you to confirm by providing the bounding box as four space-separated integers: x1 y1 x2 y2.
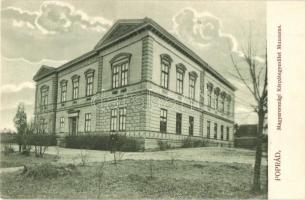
181 138 206 148
64 134 144 152
0 133 17 144
157 140 171 150
24 163 78 179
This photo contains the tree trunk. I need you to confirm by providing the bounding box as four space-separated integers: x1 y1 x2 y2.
252 110 265 192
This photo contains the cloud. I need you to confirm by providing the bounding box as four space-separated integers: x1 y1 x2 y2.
172 8 264 62
1 82 35 93
2 1 112 35
1 1 112 62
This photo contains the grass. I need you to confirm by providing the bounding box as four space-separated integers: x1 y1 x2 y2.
0 157 267 199
0 152 57 168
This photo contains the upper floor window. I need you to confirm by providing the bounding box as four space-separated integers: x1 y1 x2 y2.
207 83 213 107
71 75 80 100
220 91 226 113
60 80 67 103
160 54 172 89
85 69 95 96
226 95 232 115
226 126 230 141
84 113 91 132
110 53 131 89
40 85 49 110
189 71 198 100
214 87 220 110
160 108 167 133
176 63 186 94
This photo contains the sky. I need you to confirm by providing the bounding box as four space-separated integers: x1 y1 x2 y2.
0 0 266 131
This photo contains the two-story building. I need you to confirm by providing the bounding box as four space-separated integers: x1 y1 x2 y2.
33 18 236 149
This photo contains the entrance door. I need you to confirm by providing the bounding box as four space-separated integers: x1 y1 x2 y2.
70 117 77 135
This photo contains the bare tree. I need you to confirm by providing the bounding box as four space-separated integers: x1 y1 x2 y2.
229 37 267 192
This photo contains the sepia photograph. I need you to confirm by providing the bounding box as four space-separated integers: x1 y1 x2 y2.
0 0 270 199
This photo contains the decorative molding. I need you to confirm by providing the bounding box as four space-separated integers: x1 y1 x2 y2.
176 63 186 73
71 74 80 80
84 68 95 76
109 52 132 64
160 53 173 63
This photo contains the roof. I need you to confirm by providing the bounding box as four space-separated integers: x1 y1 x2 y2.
33 18 236 90
33 65 56 81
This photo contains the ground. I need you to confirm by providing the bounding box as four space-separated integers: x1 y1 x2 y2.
0 147 267 199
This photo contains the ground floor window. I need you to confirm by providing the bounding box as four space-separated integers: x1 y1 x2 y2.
221 125 224 140
60 117 65 128
160 109 167 133
207 121 211 138
214 123 217 139
176 113 182 134
110 109 117 131
226 126 230 140
84 113 91 132
119 107 126 131
189 116 194 136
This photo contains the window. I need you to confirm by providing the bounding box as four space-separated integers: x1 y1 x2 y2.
221 125 224 140
112 62 129 88
176 70 184 94
207 83 213 107
214 123 217 139
226 95 231 115
161 62 170 88
41 118 47 133
189 77 196 99
41 88 48 110
189 116 194 136
220 92 226 113
86 76 93 96
207 121 211 138
60 117 65 128
226 127 230 141
110 109 117 131
160 109 167 133
72 76 79 100
119 107 126 131
121 63 128 86
84 113 91 132
214 87 220 110
60 82 67 102
176 113 182 135
208 90 212 107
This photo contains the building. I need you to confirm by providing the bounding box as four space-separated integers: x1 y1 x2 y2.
33 18 236 149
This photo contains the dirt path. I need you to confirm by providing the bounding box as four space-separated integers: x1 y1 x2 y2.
44 146 267 166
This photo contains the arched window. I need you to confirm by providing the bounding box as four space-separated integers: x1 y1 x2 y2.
40 85 49 110
189 71 198 99
110 53 131 89
160 54 172 89
84 69 95 96
176 63 186 94
226 95 232 115
214 87 220 110
60 80 68 103
207 83 213 107
71 75 80 100
220 91 226 113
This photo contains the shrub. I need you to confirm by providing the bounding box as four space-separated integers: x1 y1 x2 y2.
24 163 78 179
157 140 171 150
0 133 17 144
181 138 206 148
64 134 144 152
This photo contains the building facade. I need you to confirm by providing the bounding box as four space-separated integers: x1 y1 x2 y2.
33 18 236 149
